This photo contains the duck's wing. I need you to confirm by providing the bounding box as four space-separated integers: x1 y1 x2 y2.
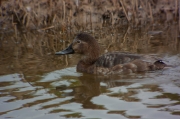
95 52 142 68
139 54 163 63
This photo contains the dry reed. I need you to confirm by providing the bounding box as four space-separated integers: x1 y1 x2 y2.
0 0 178 35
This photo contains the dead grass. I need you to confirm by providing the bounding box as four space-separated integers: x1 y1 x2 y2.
0 0 179 32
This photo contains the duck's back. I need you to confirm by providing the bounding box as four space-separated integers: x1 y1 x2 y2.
95 52 142 68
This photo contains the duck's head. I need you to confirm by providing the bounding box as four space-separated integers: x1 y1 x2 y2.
55 33 100 61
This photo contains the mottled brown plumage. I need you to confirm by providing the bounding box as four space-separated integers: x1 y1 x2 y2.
55 33 167 75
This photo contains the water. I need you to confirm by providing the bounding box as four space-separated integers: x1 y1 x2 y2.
0 24 180 119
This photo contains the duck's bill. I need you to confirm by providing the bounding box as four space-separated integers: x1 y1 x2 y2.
55 44 74 55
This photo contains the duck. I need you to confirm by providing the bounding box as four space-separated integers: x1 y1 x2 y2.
55 32 167 75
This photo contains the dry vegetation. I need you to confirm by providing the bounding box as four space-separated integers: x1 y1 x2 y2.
0 0 179 31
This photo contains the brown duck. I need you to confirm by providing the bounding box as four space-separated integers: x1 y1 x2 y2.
55 33 167 75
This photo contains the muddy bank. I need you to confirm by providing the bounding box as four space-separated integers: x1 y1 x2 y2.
0 0 179 31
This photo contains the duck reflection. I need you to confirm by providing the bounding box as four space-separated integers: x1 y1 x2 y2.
56 74 135 109
56 74 101 109
73 75 101 109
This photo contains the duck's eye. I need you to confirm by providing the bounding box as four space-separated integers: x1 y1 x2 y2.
77 40 81 43
158 60 163 63
157 60 165 64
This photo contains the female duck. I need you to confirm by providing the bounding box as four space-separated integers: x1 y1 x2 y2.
55 33 167 74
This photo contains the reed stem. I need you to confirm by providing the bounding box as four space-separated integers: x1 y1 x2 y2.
119 0 130 22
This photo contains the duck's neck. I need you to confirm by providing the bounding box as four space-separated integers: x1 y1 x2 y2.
77 56 99 74
82 56 98 65
83 44 100 65
77 44 100 73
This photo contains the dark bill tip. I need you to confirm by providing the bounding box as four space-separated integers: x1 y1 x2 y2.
55 44 74 55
